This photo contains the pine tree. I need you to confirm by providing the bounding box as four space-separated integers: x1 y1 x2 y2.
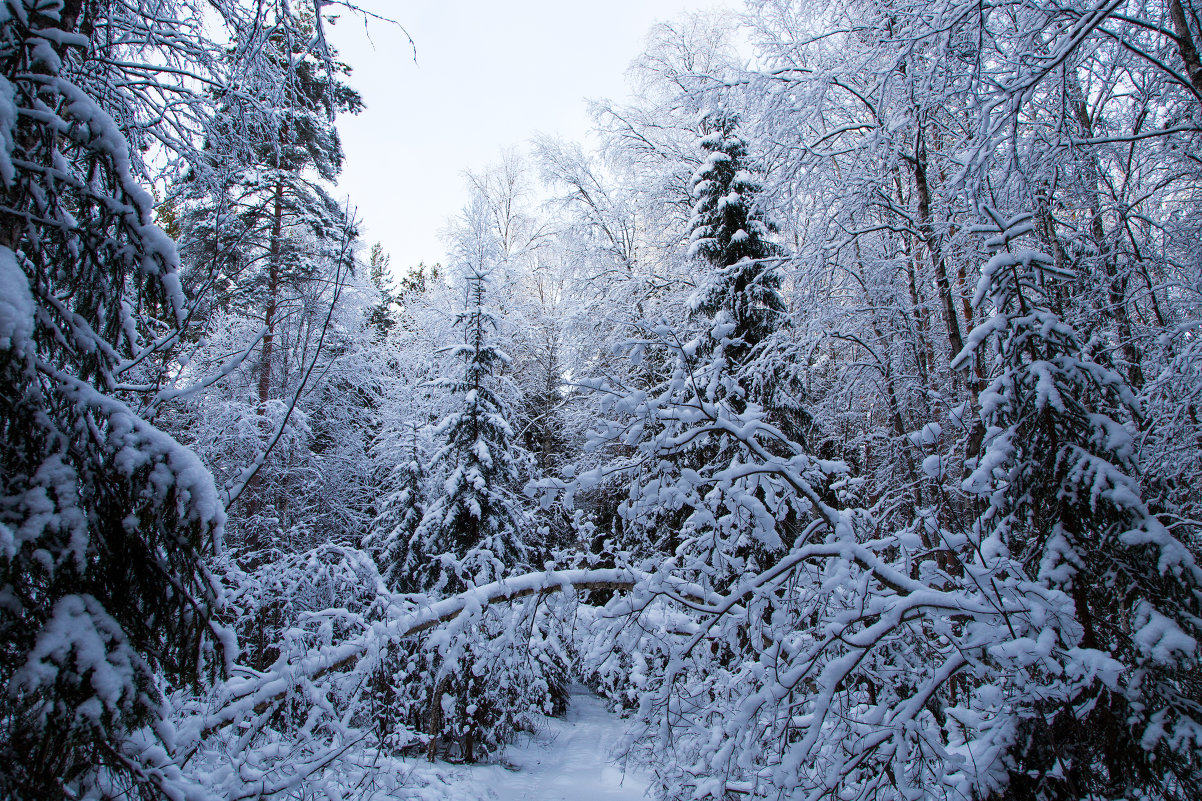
398 261 442 296
176 6 362 406
170 7 363 553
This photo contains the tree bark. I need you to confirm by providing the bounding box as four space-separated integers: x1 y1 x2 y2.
912 148 965 363
258 179 284 404
1170 0 1202 106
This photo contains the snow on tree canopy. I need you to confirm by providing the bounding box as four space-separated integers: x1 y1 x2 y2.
3 1 1202 799
0 246 33 352
0 4 230 798
414 266 532 593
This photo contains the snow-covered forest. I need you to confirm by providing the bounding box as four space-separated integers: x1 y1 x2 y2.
3 1 1202 799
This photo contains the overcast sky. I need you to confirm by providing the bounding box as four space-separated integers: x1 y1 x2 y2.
328 1 738 275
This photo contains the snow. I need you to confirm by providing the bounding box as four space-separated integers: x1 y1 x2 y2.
0 74 16 185
11 595 140 723
1134 605 1198 664
407 686 648 801
0 246 34 352
906 422 942 447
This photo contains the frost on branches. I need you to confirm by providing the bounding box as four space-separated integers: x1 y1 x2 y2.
4 1 1202 800
548 211 1202 801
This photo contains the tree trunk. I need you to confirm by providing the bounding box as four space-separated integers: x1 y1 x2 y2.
258 179 284 404
427 676 448 762
912 147 964 364
1073 99 1145 388
1171 0 1202 106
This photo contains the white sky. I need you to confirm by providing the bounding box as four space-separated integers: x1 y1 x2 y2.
328 1 738 275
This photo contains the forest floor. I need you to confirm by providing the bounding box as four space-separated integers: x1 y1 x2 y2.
404 685 650 801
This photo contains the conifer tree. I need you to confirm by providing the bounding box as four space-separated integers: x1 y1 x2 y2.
416 267 530 592
0 6 224 798
367 241 398 338
398 267 557 763
687 109 786 370
684 109 809 450
170 7 363 554
956 210 1202 799
176 6 362 406
605 109 807 573
372 421 427 593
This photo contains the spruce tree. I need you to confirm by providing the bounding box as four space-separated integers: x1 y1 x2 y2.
372 421 427 593
367 241 398 339
403 267 551 762
415 267 529 592
687 109 786 369
958 210 1202 799
612 109 810 574
684 109 809 452
0 7 224 798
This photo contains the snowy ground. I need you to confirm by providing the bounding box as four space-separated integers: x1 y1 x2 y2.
404 686 649 801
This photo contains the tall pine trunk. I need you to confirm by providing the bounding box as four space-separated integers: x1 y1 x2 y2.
259 178 284 404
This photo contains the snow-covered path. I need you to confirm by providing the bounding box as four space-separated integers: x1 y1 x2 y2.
412 686 649 801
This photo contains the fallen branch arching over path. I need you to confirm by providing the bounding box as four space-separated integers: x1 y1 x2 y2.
201 567 641 736
198 530 935 740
